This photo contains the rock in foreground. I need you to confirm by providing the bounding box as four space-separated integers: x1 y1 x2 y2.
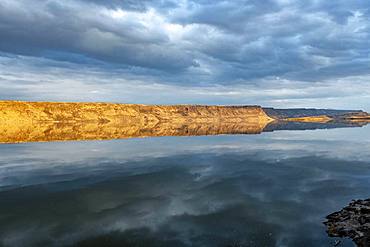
324 199 370 247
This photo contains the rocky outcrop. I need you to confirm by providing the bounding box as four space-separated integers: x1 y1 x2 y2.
263 108 364 119
336 112 370 121
324 199 370 247
0 101 273 143
263 108 370 123
280 115 332 123
0 101 270 123
0 101 369 143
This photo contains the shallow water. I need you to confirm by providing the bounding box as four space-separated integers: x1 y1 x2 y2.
1 125 370 247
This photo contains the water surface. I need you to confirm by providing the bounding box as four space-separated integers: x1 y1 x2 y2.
1 125 370 246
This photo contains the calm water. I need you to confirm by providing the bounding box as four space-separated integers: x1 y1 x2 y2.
1 125 370 247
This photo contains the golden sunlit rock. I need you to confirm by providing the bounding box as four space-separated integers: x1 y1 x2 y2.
1 101 369 144
0 101 274 143
284 115 333 123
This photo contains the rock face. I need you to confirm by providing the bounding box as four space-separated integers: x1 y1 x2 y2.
0 101 273 143
324 199 370 247
0 101 271 123
280 115 333 123
0 101 369 143
263 108 364 119
263 108 370 123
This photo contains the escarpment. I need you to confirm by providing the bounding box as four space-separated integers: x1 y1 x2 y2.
0 101 271 123
263 108 370 122
0 101 369 143
0 101 273 143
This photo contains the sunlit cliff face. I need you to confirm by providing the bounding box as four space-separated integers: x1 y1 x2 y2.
0 101 273 143
1 1 370 109
1 101 369 143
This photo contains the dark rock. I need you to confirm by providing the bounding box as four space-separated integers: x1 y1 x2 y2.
324 199 370 247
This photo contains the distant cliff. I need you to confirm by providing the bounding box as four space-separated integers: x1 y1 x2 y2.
0 101 369 143
263 108 370 122
0 101 273 143
263 108 363 119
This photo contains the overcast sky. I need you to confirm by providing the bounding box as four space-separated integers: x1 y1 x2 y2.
0 0 369 109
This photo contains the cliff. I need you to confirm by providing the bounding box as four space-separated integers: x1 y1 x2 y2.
0 101 273 143
263 108 370 123
263 108 364 119
0 101 369 143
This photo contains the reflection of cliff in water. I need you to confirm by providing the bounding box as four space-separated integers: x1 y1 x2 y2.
0 120 269 143
0 119 369 144
263 120 369 132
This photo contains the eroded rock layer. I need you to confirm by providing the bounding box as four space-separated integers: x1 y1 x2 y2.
0 101 273 143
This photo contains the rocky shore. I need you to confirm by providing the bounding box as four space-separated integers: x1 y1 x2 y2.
324 199 370 247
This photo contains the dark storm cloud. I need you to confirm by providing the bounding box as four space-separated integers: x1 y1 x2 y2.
0 0 196 72
79 0 179 12
0 0 369 87
171 0 370 82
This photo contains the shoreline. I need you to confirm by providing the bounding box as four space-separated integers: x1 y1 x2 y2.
0 100 369 143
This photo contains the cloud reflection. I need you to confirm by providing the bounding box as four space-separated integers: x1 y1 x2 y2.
0 128 370 246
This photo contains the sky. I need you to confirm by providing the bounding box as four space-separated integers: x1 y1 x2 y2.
0 0 369 110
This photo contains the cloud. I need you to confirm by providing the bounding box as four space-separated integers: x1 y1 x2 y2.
0 0 369 107
0 0 196 72
1 54 370 111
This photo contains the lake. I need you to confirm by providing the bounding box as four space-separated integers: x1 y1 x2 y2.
0 125 370 247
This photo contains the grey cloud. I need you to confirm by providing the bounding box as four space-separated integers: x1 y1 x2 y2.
1 54 370 111
173 0 281 32
168 0 370 83
79 0 179 12
0 0 195 72
0 0 369 89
